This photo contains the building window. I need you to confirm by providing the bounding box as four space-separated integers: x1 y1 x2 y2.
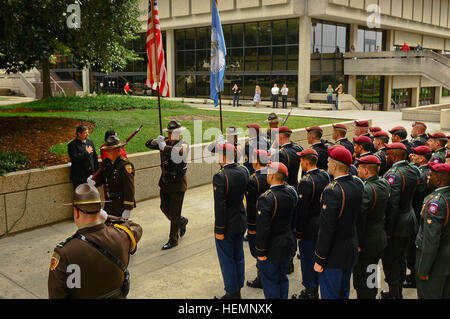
419 87 435 106
392 89 411 109
310 20 348 93
443 87 450 97
356 76 384 110
174 19 299 100
357 27 385 52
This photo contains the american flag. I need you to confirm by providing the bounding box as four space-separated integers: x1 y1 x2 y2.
146 0 170 97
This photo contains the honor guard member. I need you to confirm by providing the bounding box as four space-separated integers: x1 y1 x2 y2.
353 155 390 299
264 112 280 144
91 136 135 218
415 163 450 299
213 143 250 299
255 162 298 299
353 135 375 168
207 126 243 163
410 122 429 147
404 145 434 288
389 126 413 159
355 121 376 153
313 146 364 299
379 143 421 299
244 123 270 175
48 184 142 299
369 126 382 137
427 132 448 164
292 149 331 300
332 124 355 158
146 120 190 250
306 126 329 171
246 149 271 289
373 131 391 176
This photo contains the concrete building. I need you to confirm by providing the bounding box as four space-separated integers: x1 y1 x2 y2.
2 0 450 110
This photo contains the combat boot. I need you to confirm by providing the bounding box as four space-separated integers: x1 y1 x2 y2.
291 288 319 299
214 289 241 299
246 271 262 289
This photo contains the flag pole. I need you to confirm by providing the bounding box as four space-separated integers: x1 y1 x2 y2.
219 85 223 134
151 0 163 135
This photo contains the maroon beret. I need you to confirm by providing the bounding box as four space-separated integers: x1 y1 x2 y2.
306 126 323 133
428 132 448 139
428 162 450 174
373 131 390 138
297 148 319 158
369 126 382 133
328 146 353 166
355 120 369 127
389 126 407 134
356 155 381 165
246 123 261 130
353 136 373 144
412 121 427 129
332 123 347 131
278 126 292 134
267 162 289 176
216 143 237 153
253 149 271 160
385 143 407 151
412 145 432 155
447 150 450 158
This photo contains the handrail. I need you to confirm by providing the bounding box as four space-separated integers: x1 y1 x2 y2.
50 75 66 96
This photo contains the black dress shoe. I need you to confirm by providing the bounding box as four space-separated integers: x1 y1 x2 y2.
246 276 262 289
287 259 294 274
162 241 178 250
403 278 416 289
292 288 319 300
214 290 241 299
179 218 189 238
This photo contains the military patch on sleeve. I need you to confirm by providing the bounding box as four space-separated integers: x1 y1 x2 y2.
387 175 396 184
125 164 133 174
50 252 60 271
432 158 439 164
428 202 439 214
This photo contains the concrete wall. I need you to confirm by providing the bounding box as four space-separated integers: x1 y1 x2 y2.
0 119 363 236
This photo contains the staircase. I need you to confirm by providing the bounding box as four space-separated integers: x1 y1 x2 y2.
32 70 82 99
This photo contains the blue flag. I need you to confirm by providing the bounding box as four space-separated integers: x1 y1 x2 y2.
210 0 227 107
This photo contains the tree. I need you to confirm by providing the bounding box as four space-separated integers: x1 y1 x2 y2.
0 0 142 99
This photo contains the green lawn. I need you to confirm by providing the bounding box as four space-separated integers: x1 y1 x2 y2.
0 95 346 156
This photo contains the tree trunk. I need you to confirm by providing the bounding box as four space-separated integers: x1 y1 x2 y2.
41 57 52 99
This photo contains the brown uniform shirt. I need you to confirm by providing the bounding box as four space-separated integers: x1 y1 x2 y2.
95 156 136 217
48 216 143 299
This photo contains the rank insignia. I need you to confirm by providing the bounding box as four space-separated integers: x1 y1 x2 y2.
299 194 303 198
50 252 60 271
428 202 439 214
387 175 396 184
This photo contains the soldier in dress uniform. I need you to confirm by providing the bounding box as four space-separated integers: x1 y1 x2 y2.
255 162 298 299
48 184 142 299
353 155 390 299
427 132 448 164
354 120 371 138
145 120 190 250
291 149 331 300
91 135 135 219
313 146 364 299
353 135 375 169
213 143 250 299
207 126 243 163
244 123 270 175
447 150 450 164
369 126 382 138
246 149 271 289
373 131 391 177
379 143 421 299
306 126 329 171
264 112 279 144
332 124 355 157
404 145 434 289
389 126 413 158
410 122 429 147
415 162 450 299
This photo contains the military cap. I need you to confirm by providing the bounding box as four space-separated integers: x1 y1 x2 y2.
267 161 289 176
216 143 237 153
226 126 240 136
388 126 407 134
373 131 390 138
356 155 381 165
385 143 407 151
427 132 448 140
412 121 427 128
64 184 109 214
306 126 323 133
428 162 450 174
412 145 432 155
253 149 271 159
447 150 450 158
100 135 127 150
264 113 279 124
369 126 382 133
246 123 261 130
355 120 369 127
353 135 373 144
332 123 347 131
278 126 292 134
296 148 319 158
163 120 186 133
328 145 353 166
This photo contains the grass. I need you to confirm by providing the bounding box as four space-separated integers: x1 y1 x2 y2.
0 151 28 176
0 95 346 156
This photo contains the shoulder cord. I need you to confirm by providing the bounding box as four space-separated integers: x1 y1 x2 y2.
271 192 278 221
223 170 229 196
336 183 346 219
367 183 378 214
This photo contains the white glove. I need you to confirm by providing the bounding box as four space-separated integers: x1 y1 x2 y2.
218 134 225 145
157 135 166 150
269 148 277 156
99 209 108 222
122 209 131 219
87 175 96 186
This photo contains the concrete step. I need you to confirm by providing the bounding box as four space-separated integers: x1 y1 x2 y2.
300 103 334 110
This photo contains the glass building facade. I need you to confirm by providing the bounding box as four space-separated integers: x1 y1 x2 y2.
355 75 384 110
